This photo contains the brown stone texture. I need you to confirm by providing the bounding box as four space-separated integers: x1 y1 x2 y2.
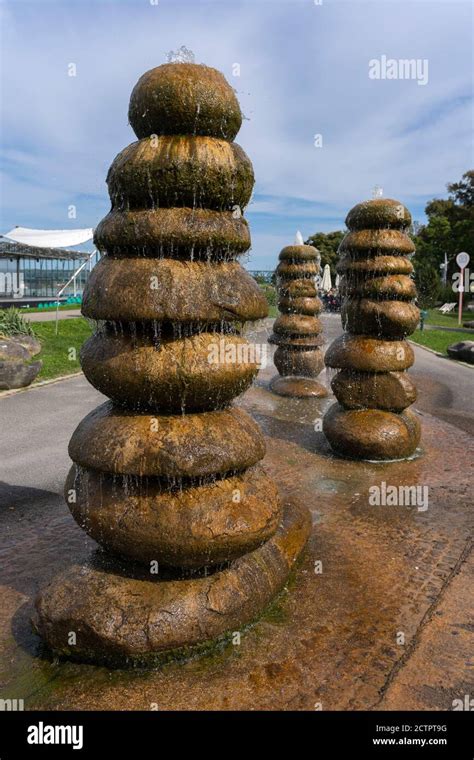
68 403 266 478
323 404 421 461
34 501 310 664
82 257 267 323
270 375 329 398
324 198 420 460
34 62 309 663
331 370 417 412
107 136 254 211
80 330 259 412
94 208 251 258
128 63 242 141
269 240 327 398
66 464 282 568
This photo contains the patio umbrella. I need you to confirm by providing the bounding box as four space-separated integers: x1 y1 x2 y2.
321 264 332 292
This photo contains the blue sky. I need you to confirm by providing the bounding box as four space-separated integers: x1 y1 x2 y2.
1 0 472 269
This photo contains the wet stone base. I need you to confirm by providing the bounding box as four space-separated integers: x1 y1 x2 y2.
270 375 328 399
33 501 311 667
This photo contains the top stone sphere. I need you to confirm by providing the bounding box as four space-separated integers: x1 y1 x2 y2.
128 63 242 140
345 199 412 231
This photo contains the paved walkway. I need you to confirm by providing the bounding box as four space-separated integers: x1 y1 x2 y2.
25 309 82 322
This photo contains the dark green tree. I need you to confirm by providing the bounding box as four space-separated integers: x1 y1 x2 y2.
413 170 473 284
413 258 441 310
304 231 345 277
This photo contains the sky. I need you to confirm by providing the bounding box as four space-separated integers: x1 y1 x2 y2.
0 0 472 270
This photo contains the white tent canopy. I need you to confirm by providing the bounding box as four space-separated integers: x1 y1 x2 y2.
3 227 93 249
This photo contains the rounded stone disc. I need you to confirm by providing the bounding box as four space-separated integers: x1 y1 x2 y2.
278 244 319 262
80 331 260 412
277 297 323 316
128 63 242 141
107 136 254 212
273 345 325 376
66 464 281 568
339 274 417 300
325 334 414 372
323 403 421 461
33 500 311 665
338 229 415 257
69 402 265 478
94 208 251 258
276 262 319 279
272 314 322 336
331 369 417 411
270 375 328 398
279 279 317 298
336 254 414 275
341 299 420 338
270 334 325 348
82 257 268 323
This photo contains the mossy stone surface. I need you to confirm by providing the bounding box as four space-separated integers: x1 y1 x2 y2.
94 207 251 259
128 63 242 140
107 136 254 212
345 199 412 231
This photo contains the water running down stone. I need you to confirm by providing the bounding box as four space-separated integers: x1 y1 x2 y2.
323 198 421 460
33 62 311 665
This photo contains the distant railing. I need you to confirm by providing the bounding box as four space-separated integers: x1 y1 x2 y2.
248 270 274 284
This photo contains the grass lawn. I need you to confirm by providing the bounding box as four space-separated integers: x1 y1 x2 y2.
267 304 278 318
32 318 93 381
424 307 473 328
410 328 473 357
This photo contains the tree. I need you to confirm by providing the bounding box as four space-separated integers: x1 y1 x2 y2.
413 171 474 285
413 259 441 310
447 170 474 207
304 231 345 277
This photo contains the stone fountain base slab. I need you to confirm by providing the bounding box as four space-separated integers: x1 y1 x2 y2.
33 500 311 666
270 375 328 399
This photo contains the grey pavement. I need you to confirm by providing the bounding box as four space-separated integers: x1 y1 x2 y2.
25 309 82 322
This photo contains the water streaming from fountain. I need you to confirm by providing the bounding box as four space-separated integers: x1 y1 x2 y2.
323 198 421 460
34 61 311 665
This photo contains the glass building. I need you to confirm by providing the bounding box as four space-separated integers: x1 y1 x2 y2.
0 238 99 306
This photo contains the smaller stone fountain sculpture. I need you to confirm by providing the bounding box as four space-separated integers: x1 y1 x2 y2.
323 198 421 460
269 233 327 398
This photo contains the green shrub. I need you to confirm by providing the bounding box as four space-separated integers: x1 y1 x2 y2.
259 283 276 307
0 308 35 337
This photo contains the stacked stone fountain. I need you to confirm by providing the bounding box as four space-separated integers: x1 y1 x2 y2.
323 198 421 460
269 234 327 398
35 62 310 664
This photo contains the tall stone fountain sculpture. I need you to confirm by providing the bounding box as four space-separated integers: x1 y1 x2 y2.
269 233 327 398
323 198 421 460
35 62 311 664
